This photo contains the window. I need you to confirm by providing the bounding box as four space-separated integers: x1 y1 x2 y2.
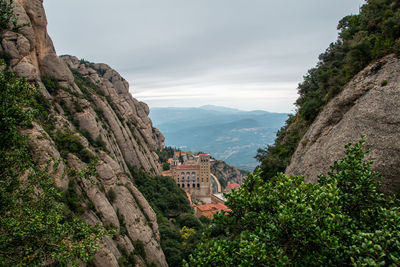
202 178 203 182
182 184 184 188
192 184 195 188
177 184 180 188
177 178 180 182
187 184 190 188
197 183 200 188
197 178 199 182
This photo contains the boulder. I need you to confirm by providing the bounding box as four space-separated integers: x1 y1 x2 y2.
286 54 400 193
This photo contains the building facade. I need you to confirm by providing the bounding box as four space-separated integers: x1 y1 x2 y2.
170 152 212 203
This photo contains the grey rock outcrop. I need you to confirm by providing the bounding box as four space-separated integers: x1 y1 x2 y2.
211 160 247 189
2 0 167 266
286 54 400 193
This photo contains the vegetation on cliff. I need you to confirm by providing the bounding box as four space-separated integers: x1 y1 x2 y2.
130 167 209 267
0 64 105 265
257 0 400 180
187 139 400 266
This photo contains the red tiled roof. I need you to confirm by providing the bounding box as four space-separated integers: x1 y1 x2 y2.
167 158 173 163
199 153 209 156
176 165 199 170
196 203 230 212
226 182 240 189
161 170 173 177
186 192 195 207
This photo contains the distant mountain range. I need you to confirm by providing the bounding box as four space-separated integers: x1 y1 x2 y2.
149 105 289 171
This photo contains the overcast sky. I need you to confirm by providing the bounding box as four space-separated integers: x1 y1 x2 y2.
44 0 364 113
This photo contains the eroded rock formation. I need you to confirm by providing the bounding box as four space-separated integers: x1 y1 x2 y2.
211 159 247 189
2 0 167 265
286 54 400 194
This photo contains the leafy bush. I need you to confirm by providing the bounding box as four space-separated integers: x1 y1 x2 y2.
107 188 117 204
42 75 63 95
54 130 94 163
132 240 146 259
186 139 400 266
176 214 202 231
0 0 28 32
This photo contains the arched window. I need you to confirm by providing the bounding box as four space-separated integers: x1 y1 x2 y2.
192 172 196 181
177 178 180 182
181 172 185 181
186 172 190 181
177 184 180 188
197 183 200 188
182 184 185 188
192 184 195 188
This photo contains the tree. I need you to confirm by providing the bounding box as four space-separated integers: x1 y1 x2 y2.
186 139 400 266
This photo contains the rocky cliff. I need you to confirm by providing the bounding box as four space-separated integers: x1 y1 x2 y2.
286 54 400 194
211 160 247 189
2 0 167 266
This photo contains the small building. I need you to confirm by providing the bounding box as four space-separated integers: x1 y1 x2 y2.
211 193 226 205
195 203 231 219
225 182 240 193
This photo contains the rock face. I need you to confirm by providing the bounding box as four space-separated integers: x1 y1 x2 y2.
2 0 167 266
286 54 400 194
211 159 247 189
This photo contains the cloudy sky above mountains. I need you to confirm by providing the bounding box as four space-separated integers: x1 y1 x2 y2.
44 0 364 113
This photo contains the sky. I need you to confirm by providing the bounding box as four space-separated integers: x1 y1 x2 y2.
43 0 365 113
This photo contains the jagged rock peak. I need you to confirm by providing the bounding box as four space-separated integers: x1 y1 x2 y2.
286 54 400 194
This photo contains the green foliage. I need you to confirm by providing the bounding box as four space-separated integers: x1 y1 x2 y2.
176 214 202 231
63 180 85 215
199 215 211 225
0 0 13 31
71 68 105 97
187 139 400 266
129 167 191 217
0 0 28 32
257 0 400 180
157 146 179 163
0 67 105 265
42 75 63 95
117 245 136 267
54 130 94 163
107 188 117 204
162 162 170 171
132 239 146 259
0 69 34 148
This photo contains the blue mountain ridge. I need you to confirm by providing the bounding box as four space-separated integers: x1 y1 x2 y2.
149 105 289 171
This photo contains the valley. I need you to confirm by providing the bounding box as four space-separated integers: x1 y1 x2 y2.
150 105 288 171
